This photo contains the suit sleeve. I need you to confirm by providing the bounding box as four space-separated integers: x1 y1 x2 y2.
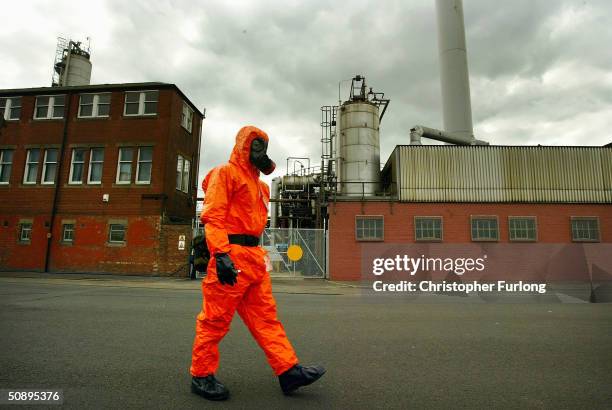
200 166 232 255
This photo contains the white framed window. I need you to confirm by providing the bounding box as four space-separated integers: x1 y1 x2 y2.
355 216 384 241
136 147 153 184
181 102 193 133
415 216 443 241
116 148 133 184
176 155 190 192
182 159 190 193
0 97 22 120
87 148 104 184
62 223 75 242
571 217 600 242
509 217 537 242
69 149 86 184
34 95 65 119
78 93 111 118
0 149 14 184
20 222 32 242
176 155 184 190
41 148 58 184
124 91 158 116
23 149 40 184
109 224 126 243
471 216 499 241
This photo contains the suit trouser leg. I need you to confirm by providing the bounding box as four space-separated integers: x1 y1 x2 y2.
237 273 299 375
190 275 246 377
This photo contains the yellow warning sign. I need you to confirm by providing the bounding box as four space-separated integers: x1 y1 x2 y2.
287 245 303 262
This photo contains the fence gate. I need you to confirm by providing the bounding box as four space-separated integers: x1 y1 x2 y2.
191 226 327 279
261 228 327 278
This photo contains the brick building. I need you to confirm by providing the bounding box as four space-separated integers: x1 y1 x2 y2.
0 82 204 275
328 145 612 281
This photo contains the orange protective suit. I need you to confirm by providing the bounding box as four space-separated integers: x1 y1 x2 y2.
190 126 299 377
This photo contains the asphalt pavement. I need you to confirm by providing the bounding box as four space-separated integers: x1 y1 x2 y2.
1 274 611 409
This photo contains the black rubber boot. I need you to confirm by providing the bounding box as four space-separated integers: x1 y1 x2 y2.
191 375 229 401
278 364 326 395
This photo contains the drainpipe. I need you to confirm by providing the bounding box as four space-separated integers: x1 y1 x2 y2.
44 91 72 272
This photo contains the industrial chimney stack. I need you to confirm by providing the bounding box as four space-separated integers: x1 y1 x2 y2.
436 0 474 140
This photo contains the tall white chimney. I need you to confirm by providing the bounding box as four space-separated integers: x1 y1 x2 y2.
435 0 474 140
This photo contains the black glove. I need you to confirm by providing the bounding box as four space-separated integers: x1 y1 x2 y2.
215 253 238 286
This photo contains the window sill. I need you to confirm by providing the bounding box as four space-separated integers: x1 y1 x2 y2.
17 241 32 245
571 239 600 243
509 239 537 242
32 118 64 121
60 241 74 246
356 238 384 242
415 239 443 242
76 116 110 121
19 184 55 188
471 239 499 242
112 183 151 188
106 242 126 247
122 114 158 119
63 183 104 188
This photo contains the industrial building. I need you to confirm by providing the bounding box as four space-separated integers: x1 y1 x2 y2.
0 39 203 275
267 0 612 281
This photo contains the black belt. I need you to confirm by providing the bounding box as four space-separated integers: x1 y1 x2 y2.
228 234 260 247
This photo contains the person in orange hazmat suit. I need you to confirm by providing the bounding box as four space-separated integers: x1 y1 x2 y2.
190 125 325 401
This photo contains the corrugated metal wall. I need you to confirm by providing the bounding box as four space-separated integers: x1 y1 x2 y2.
396 146 612 203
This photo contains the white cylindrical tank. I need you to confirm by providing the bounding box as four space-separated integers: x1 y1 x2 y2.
60 53 92 86
436 0 474 140
337 101 380 196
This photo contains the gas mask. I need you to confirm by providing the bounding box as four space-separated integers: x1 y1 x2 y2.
249 137 276 175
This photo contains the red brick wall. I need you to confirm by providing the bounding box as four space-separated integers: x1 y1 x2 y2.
0 214 192 275
328 202 612 281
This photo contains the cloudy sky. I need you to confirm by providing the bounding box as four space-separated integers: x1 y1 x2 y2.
2 0 611 194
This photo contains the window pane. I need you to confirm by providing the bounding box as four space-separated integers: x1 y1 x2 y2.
0 98 5 109
125 103 139 115
36 106 48 118
0 164 11 182
182 160 190 191
109 224 126 242
29 149 40 162
53 105 64 118
119 163 131 181
98 94 110 104
80 94 94 104
37 96 50 106
139 147 152 161
91 148 104 162
43 164 56 183
3 150 14 162
144 91 158 101
46 149 58 162
126 93 140 103
89 163 103 182
138 163 151 182
54 95 65 105
176 156 183 189
74 149 85 162
72 163 83 182
63 224 74 241
97 104 110 116
80 105 93 117
10 107 21 120
25 165 37 183
120 148 133 161
144 102 157 114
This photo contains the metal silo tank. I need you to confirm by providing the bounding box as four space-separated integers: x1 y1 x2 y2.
61 53 92 86
337 101 380 196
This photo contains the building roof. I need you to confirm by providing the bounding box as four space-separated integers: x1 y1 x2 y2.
0 82 203 116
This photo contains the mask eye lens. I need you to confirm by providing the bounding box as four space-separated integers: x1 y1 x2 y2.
251 138 266 152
